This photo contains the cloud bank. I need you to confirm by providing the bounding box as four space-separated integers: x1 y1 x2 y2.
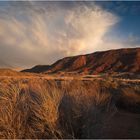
0 2 138 69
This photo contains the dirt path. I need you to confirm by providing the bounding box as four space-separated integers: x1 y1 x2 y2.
101 109 140 138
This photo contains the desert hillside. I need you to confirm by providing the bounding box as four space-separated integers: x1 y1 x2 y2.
0 68 38 77
22 48 140 74
0 69 22 76
0 48 140 139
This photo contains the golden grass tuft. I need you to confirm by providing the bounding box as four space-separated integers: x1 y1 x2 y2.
0 78 139 138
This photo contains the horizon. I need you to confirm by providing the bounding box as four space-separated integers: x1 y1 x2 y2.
0 1 140 69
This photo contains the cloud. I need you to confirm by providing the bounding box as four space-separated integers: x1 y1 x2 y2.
0 2 138 69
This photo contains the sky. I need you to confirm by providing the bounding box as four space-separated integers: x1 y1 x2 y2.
0 1 140 69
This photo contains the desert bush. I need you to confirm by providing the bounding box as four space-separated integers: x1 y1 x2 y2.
0 79 63 139
58 80 116 138
26 79 63 139
0 81 28 138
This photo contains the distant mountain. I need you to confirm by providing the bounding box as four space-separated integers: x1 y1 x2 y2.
22 65 50 73
22 48 140 74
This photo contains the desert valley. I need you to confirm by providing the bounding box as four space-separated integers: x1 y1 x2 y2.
0 48 140 139
1 1 140 139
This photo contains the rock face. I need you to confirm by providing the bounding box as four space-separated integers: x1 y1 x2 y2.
22 48 140 74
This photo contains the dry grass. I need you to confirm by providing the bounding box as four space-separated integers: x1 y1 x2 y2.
0 77 139 138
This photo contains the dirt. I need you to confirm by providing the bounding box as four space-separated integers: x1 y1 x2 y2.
100 109 140 138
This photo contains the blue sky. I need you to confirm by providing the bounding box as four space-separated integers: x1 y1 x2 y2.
0 1 140 69
96 1 140 44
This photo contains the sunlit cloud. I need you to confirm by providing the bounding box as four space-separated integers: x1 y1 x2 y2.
0 2 139 69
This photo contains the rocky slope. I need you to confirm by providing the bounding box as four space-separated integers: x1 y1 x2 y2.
22 48 140 74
